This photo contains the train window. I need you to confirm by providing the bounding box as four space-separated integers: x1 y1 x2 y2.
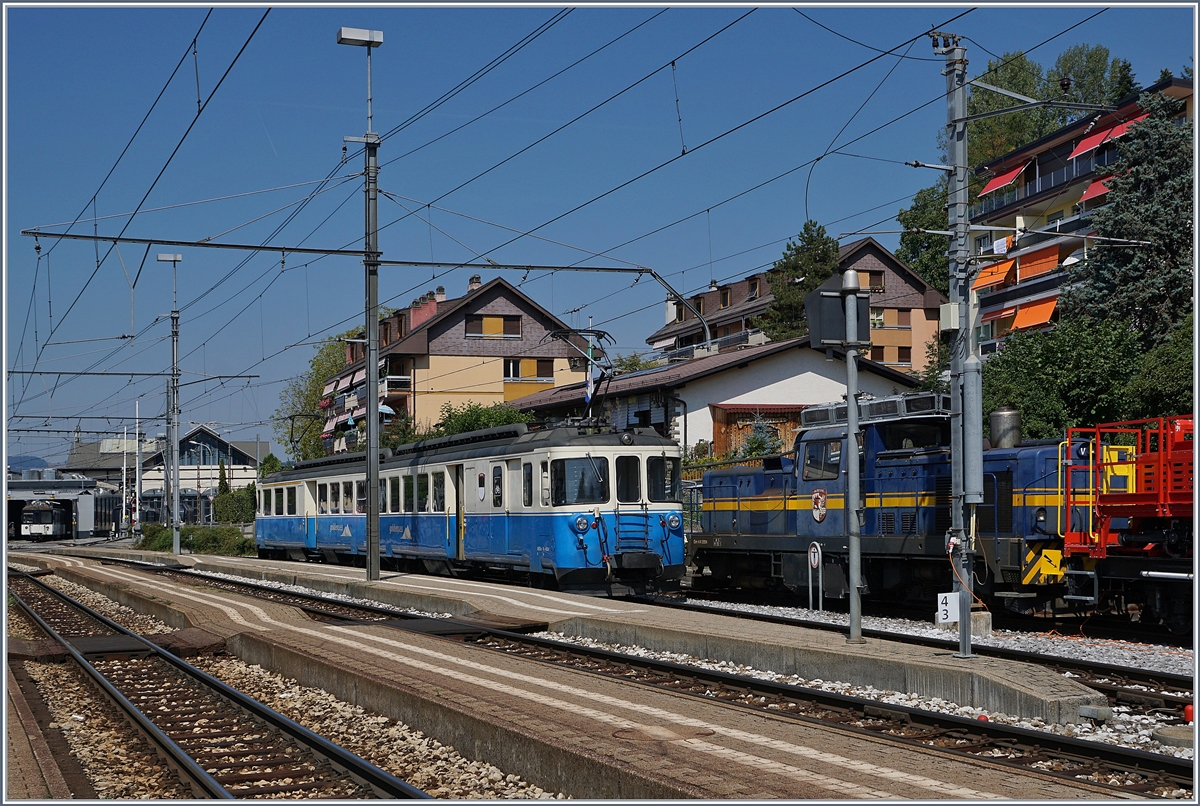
882 422 949 450
551 457 609 506
493 466 503 507
417 474 429 512
616 456 640 503
263 490 270 515
541 461 550 505
286 487 297 516
431 472 445 512
523 463 533 507
318 484 328 514
647 457 682 502
802 441 841 481
389 477 400 513
331 482 342 513
404 476 414 513
356 481 366 514
274 489 284 516
342 482 353 514
380 480 387 512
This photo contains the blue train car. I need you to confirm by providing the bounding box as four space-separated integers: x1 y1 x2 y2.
256 423 686 594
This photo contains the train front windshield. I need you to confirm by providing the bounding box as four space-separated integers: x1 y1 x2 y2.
22 510 54 524
647 456 682 502
552 457 609 505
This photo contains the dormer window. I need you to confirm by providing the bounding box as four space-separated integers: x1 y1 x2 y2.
694 297 705 315
675 303 685 323
720 288 730 308
748 279 760 299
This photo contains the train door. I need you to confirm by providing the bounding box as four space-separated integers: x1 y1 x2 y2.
505 459 523 556
451 465 465 561
795 434 846 541
489 462 508 554
305 481 318 550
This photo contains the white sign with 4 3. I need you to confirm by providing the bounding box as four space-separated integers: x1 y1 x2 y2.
935 592 959 624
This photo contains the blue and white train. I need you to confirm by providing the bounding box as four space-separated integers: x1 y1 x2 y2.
256 423 687 593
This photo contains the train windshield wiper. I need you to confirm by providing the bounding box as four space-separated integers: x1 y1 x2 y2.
585 452 604 484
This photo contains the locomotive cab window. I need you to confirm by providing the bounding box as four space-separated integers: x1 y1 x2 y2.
551 457 609 506
318 484 328 514
802 440 841 481
647 456 682 502
616 456 640 503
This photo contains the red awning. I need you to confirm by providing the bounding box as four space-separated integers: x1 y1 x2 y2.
1018 246 1060 281
1079 176 1113 202
972 258 1015 291
978 162 1029 196
982 306 1017 323
1068 113 1148 159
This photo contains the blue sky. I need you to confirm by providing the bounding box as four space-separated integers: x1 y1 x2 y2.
5 4 1195 463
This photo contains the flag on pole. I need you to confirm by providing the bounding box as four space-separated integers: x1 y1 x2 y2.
585 338 595 405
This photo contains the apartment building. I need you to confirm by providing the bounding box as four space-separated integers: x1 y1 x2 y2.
321 276 587 452
645 237 946 374
969 76 1193 354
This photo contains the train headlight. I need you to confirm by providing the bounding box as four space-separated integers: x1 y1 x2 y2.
574 515 591 532
1035 507 1047 524
667 514 682 530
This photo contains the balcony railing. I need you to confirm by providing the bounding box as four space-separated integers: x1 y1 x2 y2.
970 149 1120 219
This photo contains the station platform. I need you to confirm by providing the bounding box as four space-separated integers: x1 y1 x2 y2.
6 666 72 800
10 548 1118 799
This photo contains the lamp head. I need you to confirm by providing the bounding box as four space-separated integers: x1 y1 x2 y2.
337 27 383 47
157 254 182 263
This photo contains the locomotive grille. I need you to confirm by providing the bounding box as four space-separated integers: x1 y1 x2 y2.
879 512 896 535
934 476 952 534
977 471 1014 533
901 512 917 534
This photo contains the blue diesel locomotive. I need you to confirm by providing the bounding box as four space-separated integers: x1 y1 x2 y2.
690 392 1193 629
256 423 686 594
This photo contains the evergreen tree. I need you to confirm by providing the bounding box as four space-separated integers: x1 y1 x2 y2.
217 459 230 495
1105 58 1140 104
1158 68 1175 83
258 453 283 479
1062 92 1193 351
895 178 949 297
740 413 782 458
753 220 840 341
911 333 951 393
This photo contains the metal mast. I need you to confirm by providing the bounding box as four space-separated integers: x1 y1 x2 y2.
339 27 384 581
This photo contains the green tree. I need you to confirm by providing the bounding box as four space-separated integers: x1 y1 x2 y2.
1127 314 1193 418
434 402 533 436
258 453 283 479
612 352 658 374
895 178 949 297
273 327 358 460
214 483 257 523
739 413 782 458
1105 58 1141 104
380 414 428 450
982 318 1139 440
1045 44 1111 126
911 333 951 393
1062 91 1193 351
752 220 840 341
217 459 230 495
1158 67 1175 83
960 52 1058 170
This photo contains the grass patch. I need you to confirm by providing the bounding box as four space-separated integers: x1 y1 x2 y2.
134 524 255 557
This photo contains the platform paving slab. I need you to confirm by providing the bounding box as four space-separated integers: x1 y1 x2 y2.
36 549 1108 724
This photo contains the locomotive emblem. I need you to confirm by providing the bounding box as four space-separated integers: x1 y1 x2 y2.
811 489 827 522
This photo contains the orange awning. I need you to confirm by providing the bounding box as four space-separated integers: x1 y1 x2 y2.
972 258 1015 290
1012 297 1058 329
982 306 1017 323
1018 246 1060 281
978 162 1029 196
1079 176 1113 202
1068 113 1148 159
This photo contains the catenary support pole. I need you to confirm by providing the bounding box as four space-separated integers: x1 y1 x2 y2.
843 267 865 643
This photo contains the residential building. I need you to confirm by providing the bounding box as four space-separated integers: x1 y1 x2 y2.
513 337 919 457
969 76 1192 354
322 275 587 452
645 237 946 373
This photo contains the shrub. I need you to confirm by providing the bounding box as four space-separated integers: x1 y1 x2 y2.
133 524 255 556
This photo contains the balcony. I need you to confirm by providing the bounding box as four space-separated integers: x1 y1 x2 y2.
970 149 1120 219
384 375 411 394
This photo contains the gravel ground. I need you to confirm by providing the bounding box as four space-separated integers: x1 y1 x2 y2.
687 598 1196 676
8 569 563 799
22 660 192 799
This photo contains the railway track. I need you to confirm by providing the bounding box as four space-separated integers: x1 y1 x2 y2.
8 570 430 799
633 594 1194 713
30 557 1193 797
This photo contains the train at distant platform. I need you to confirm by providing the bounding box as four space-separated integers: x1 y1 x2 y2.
256 423 686 594
689 392 1193 632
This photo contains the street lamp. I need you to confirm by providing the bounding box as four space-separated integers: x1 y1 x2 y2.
338 26 383 582
157 253 182 555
